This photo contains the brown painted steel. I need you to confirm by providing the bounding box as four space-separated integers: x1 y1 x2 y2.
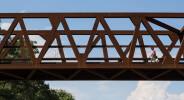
0 13 184 80
0 13 184 18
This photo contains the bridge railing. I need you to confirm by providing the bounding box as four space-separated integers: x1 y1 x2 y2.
0 13 184 67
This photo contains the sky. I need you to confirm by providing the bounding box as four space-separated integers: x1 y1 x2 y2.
1 0 184 100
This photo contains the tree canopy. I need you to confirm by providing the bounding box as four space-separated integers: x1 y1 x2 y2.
0 19 75 100
0 81 75 100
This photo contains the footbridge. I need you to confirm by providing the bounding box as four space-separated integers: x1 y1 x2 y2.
0 13 184 80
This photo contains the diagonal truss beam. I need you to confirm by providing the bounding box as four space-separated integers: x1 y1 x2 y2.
138 34 148 62
175 69 184 77
85 69 108 79
37 17 60 63
0 35 19 58
131 69 150 80
100 17 128 64
84 18 100 60
68 69 82 80
174 27 184 64
141 17 173 64
110 69 127 79
40 69 67 80
26 69 36 80
0 70 25 80
19 18 36 63
0 18 19 53
128 16 141 63
151 69 172 80
101 34 109 62
147 18 183 42
55 35 66 62
60 17 80 61
18 33 26 59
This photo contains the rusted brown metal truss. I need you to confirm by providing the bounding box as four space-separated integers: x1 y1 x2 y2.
0 13 184 80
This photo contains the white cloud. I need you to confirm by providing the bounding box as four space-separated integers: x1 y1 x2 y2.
166 93 184 100
179 94 184 100
29 35 57 58
50 86 91 100
29 35 45 45
28 35 45 58
127 81 184 100
1 22 11 30
0 22 22 30
29 35 66 62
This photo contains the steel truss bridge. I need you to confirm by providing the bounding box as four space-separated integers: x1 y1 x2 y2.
0 13 184 80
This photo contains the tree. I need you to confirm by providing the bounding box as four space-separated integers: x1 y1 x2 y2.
56 90 75 100
3 37 39 60
0 81 75 100
0 81 58 100
0 19 75 100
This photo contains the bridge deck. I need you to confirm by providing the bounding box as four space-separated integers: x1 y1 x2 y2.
0 63 184 80
0 13 184 80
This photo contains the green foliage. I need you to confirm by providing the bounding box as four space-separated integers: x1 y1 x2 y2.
0 81 75 100
0 38 75 99
0 20 75 100
56 90 75 100
4 37 39 59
